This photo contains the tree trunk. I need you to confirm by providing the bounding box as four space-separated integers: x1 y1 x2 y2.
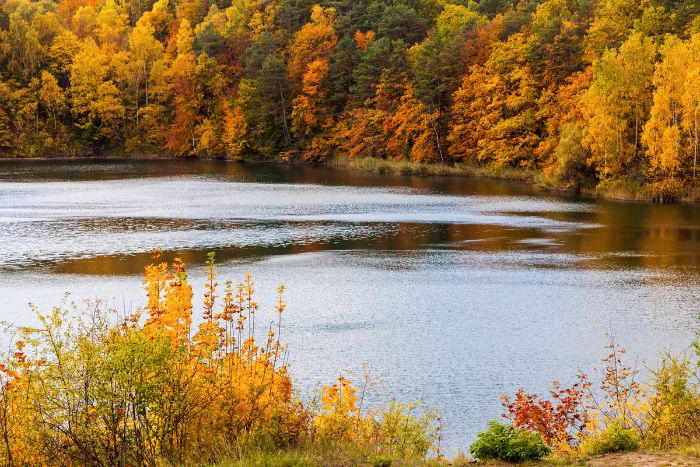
278 81 291 145
694 104 698 178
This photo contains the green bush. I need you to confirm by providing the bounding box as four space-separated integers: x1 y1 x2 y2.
580 422 639 457
371 455 393 467
469 421 551 462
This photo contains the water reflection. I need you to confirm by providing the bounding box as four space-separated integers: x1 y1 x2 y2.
1 159 699 453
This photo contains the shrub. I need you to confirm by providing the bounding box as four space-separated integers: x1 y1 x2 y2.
645 179 686 203
580 422 639 457
644 354 700 449
501 377 590 451
371 455 393 467
314 380 438 461
0 253 438 465
469 421 551 462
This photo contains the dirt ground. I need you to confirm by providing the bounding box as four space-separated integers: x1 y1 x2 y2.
583 452 700 466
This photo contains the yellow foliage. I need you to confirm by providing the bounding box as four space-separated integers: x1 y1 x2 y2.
0 253 436 465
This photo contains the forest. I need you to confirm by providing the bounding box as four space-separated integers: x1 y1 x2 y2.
1 0 700 198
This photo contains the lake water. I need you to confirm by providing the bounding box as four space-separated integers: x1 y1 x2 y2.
1 159 698 453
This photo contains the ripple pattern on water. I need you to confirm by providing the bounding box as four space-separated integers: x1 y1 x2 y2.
2 160 700 454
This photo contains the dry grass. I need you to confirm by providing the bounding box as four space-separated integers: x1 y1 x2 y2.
331 156 536 181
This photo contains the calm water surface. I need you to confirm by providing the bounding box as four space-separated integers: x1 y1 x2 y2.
1 159 699 453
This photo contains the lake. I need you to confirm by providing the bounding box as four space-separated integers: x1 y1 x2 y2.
1 159 698 454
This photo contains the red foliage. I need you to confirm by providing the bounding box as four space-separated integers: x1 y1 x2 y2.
501 374 591 447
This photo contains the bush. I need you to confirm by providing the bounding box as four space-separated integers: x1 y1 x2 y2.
580 422 639 457
0 254 439 466
644 354 700 449
469 421 551 462
645 179 686 203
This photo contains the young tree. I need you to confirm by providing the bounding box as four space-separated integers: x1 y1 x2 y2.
128 16 163 129
38 71 65 131
70 38 110 138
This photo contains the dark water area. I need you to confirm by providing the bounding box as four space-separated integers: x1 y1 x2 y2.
1 159 699 453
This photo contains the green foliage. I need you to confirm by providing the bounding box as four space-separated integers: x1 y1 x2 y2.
580 422 640 457
550 123 596 191
469 421 551 462
376 401 439 459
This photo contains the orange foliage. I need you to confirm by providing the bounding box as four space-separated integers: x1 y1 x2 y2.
354 30 376 51
292 58 330 137
287 5 337 87
502 376 591 451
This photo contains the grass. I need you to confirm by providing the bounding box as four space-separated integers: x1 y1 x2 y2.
207 442 700 466
208 442 449 467
332 156 700 204
330 156 536 181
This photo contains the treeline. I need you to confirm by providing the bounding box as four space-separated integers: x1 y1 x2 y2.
1 0 700 196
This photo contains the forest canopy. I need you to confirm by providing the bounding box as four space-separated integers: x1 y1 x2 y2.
1 0 700 196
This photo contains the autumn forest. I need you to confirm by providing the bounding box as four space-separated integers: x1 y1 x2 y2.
1 0 700 198
5 1 700 463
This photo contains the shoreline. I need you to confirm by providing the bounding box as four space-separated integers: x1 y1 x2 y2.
3 152 700 205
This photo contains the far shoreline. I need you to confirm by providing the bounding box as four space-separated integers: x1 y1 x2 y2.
2 152 699 205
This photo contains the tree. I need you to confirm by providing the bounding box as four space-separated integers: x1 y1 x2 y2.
448 65 494 162
165 20 199 155
585 0 642 59
291 58 329 139
71 5 97 38
409 4 486 158
96 0 127 47
244 54 291 155
223 99 247 157
582 33 656 179
193 53 229 156
526 0 586 87
643 34 700 180
449 31 546 168
642 36 689 179
128 16 163 129
6 13 45 81
38 71 65 131
0 82 15 152
91 81 125 143
681 36 700 178
350 37 391 106
287 5 337 88
70 38 110 137
47 30 80 86
384 80 441 162
376 4 427 44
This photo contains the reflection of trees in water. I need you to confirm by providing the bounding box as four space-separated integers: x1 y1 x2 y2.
9 159 700 275
50 204 700 276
